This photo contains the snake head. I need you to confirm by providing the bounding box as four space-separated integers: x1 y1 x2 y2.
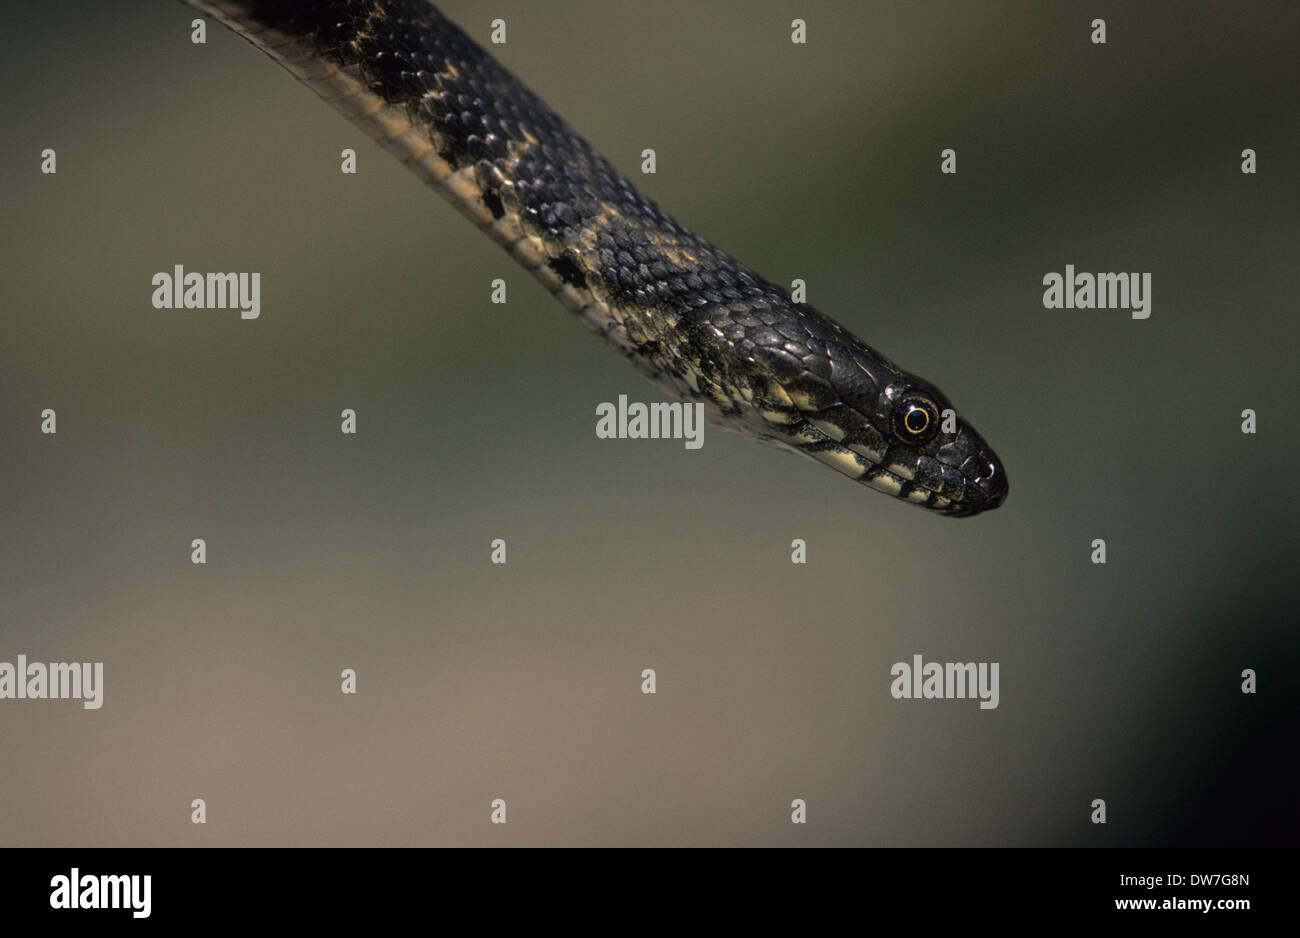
726 315 1009 516
867 377 1008 516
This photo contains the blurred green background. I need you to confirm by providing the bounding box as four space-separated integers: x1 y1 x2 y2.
0 0 1296 846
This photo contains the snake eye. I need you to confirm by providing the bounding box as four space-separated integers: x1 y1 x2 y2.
892 398 938 445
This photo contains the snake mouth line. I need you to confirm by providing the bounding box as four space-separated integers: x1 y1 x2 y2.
869 464 963 512
783 412 1002 514
808 440 1002 515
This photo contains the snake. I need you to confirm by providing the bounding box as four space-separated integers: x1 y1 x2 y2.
184 0 1008 516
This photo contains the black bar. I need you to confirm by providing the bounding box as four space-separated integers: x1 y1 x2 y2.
1 847 1284 925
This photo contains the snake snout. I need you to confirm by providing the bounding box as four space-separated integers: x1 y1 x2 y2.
964 448 1009 512
941 435 1008 515
925 416 1008 516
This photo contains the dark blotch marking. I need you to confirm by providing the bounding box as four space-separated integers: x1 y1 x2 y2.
549 254 587 288
482 189 505 220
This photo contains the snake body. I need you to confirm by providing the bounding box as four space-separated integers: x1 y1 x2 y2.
186 0 1007 516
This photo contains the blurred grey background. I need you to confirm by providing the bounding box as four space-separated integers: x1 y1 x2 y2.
0 0 1296 846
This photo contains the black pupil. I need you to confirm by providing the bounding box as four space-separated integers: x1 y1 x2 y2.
905 407 928 433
